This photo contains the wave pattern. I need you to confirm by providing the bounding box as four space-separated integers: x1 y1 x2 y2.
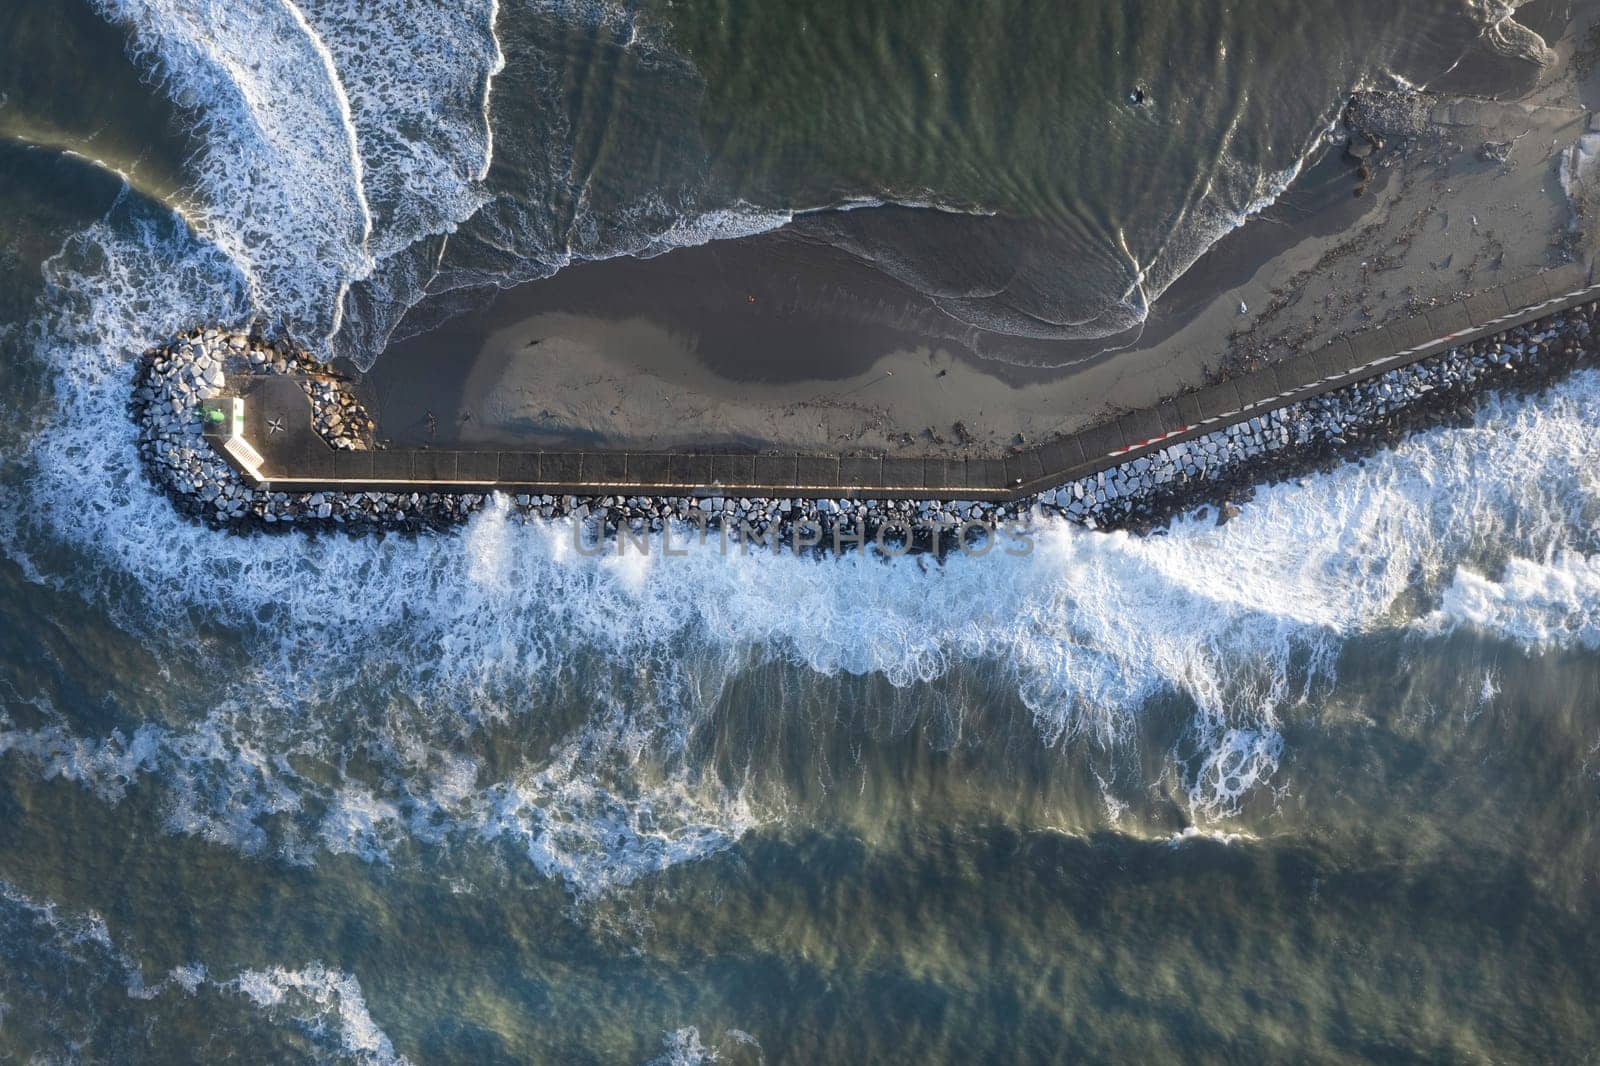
89 0 375 343
0 881 406 1064
88 0 503 355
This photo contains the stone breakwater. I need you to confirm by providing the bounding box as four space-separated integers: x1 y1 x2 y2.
1070 304 1598 535
132 328 479 530
133 305 1600 543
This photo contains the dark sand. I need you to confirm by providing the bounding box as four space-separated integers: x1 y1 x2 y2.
365 13 1600 459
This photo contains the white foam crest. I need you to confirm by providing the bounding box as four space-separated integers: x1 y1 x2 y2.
0 881 403 1062
320 785 407 865
88 0 376 347
158 721 310 859
0 880 193 1032
0 881 118 959
89 0 510 366
0 721 163 803
647 1027 719 1066
1480 668 1501 705
0 713 318 864
628 194 998 263
622 192 1004 271
481 0 505 182
0 881 205 1010
473 718 758 899
0 706 756 896
0 713 311 860
636 201 798 257
1427 551 1600 650
286 0 505 248
233 964 409 1066
1166 826 1251 847
1181 724 1286 815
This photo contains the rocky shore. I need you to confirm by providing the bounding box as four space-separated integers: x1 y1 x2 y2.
133 304 1600 548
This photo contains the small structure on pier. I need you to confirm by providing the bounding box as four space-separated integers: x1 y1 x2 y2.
201 395 264 478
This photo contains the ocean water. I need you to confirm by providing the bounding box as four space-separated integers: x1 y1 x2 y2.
4 0 1600 1061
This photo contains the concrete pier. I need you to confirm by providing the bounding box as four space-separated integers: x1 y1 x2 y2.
215 264 1597 502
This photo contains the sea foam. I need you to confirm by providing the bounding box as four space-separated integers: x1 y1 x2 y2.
0 880 406 1064
233 964 411 1066
87 0 503 358
88 0 375 345
1429 551 1600 651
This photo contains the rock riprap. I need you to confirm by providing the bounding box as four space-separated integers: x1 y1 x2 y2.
134 327 467 531
299 376 374 451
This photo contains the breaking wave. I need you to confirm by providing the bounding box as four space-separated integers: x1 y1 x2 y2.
87 0 503 356
232 964 410 1066
1429 551 1600 650
78 0 1532 370
0 881 406 1064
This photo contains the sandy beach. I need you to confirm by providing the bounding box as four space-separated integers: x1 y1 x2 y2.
364 8 1600 458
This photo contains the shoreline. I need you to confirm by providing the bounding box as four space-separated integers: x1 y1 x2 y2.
362 36 1599 459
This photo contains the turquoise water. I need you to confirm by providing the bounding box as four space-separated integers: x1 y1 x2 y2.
4 1 1600 1061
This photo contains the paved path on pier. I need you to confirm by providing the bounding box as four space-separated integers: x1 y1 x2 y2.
232 263 1598 502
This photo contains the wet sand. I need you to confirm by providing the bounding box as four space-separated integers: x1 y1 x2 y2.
365 12 1600 459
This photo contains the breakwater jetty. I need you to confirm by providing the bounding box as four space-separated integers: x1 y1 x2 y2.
134 264 1599 544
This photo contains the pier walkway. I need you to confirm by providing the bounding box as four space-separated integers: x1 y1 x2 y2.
224 264 1598 502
